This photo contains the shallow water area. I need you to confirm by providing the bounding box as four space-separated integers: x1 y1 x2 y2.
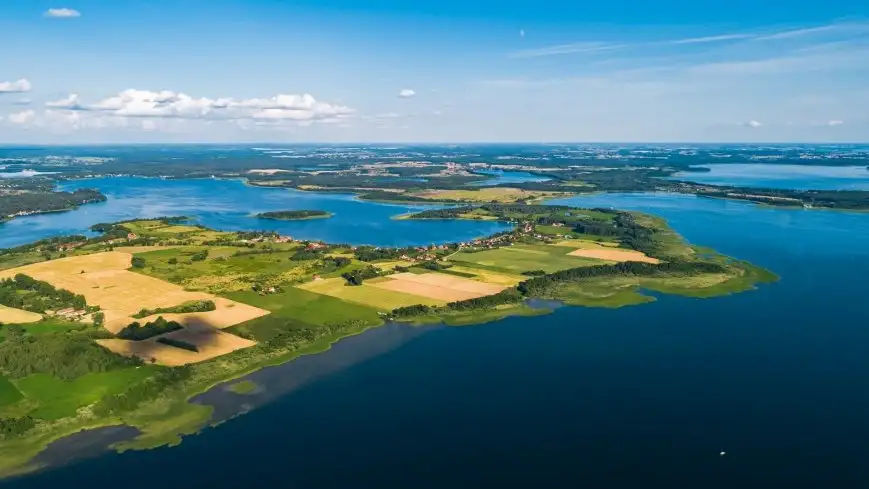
0 177 510 248
669 164 869 190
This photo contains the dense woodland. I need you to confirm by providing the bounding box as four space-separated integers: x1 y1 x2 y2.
0 327 139 380
0 188 105 218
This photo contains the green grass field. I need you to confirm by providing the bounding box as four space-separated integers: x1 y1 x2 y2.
451 244 607 274
226 287 383 340
13 368 157 420
21 318 89 335
0 376 23 408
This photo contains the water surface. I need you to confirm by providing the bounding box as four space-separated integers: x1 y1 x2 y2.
468 169 551 186
8 192 869 488
0 177 510 248
670 164 869 190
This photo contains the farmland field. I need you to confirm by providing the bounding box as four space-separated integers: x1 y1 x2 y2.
297 277 445 310
0 305 42 324
369 272 507 302
451 244 610 274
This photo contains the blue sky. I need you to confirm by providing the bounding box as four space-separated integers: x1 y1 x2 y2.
1 0 867 143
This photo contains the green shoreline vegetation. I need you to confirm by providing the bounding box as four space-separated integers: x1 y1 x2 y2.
0 205 777 477
255 210 333 220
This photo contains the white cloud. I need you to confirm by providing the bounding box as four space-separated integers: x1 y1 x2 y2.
8 110 36 125
398 89 416 98
47 89 353 123
12 99 32 106
45 8 81 18
745 120 763 128
827 120 844 126
46 94 82 109
0 79 32 93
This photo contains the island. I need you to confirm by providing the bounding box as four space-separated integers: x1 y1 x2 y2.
255 210 333 220
0 205 777 477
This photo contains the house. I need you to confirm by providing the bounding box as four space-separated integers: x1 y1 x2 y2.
127 233 138 240
552 222 565 227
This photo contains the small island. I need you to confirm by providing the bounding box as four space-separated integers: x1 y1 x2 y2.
255 210 333 220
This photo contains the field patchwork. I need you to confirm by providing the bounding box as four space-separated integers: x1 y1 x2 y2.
0 252 268 365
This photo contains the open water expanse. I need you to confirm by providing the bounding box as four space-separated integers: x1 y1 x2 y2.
4 180 869 488
672 164 869 190
0 177 510 249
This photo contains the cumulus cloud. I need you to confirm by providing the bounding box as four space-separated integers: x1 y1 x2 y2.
45 8 81 18
0 79 32 93
745 120 763 128
45 89 353 123
398 89 416 98
827 120 844 126
8 110 36 125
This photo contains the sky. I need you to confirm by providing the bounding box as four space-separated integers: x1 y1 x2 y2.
1 0 868 143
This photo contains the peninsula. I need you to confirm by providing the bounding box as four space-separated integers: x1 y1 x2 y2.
0 205 776 477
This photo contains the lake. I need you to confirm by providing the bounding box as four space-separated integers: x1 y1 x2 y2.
468 169 551 186
0 177 510 249
671 164 869 190
6 189 869 488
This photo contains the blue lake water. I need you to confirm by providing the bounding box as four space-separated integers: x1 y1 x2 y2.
671 164 869 190
469 169 551 186
0 177 510 249
6 188 869 488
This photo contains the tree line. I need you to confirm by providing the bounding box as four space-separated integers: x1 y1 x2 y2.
116 317 183 341
0 273 89 313
133 300 216 319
